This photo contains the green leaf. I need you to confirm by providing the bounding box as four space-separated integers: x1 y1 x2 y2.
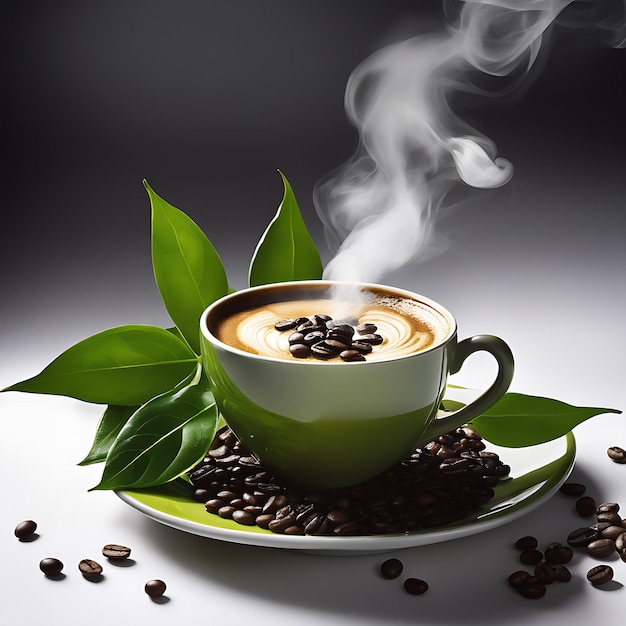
146 180 229 354
78 405 138 466
91 367 218 490
469 392 621 448
248 170 323 287
3 325 198 405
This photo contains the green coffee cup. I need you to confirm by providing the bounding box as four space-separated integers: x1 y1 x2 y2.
200 280 514 489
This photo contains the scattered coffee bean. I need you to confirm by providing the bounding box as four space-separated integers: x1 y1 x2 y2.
508 570 532 587
575 495 597 517
403 578 428 595
102 544 132 561
534 562 557 585
587 538 616 558
39 558 64 576
515 536 538 551
552 564 572 582
145 579 167 598
519 549 544 565
380 558 403 579
567 526 600 547
615 532 626 554
607 446 626 464
78 559 103 579
559 482 586 497
517 578 547 599
14 520 37 540
586 565 613 586
544 544 573 565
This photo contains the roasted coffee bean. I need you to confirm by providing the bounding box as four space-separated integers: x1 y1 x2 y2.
508 570 532 587
218 505 236 519
517 578 547 599
559 482 587 497
519 549 544 565
587 538 616 558
350 341 373 354
325 338 351 351
357 333 384 345
208 445 230 458
78 559 103 578
567 527 600 547
534 562 557 584
552 564 572 582
102 544 131 561
356 322 377 335
268 512 297 533
275 318 298 331
310 342 337 359
607 446 626 463
205 499 226 514
587 565 614 586
380 558 403 579
39 558 64 576
596 511 622 525
232 510 256 525
544 545 573 565
254 514 274 529
329 323 355 338
288 331 305 345
615 532 626 553
340 349 366 362
602 525 626 541
303 331 326 346
515 536 538 551
289 343 311 358
576 495 597 517
145 579 167 598
14 519 37 540
403 578 428 595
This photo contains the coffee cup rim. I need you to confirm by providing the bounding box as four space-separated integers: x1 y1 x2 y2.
200 280 457 365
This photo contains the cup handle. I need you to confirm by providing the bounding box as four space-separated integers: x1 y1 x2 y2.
421 334 515 442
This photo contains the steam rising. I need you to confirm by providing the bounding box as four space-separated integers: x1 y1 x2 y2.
314 0 625 299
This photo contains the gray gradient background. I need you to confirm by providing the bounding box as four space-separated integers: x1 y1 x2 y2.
2 3 626 625
4 1 625 342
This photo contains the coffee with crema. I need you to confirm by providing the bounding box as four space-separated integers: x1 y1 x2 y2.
211 286 451 362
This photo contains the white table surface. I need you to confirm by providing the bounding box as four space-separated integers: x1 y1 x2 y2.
2 158 625 626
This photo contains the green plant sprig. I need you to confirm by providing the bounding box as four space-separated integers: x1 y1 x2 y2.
1 171 621 491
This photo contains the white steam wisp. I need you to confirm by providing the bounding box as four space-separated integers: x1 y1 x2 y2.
314 0 624 308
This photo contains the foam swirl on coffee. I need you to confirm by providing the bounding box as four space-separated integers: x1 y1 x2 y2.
218 294 448 361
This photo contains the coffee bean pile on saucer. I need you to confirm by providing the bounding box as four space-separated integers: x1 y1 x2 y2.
274 314 383 361
189 424 511 536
